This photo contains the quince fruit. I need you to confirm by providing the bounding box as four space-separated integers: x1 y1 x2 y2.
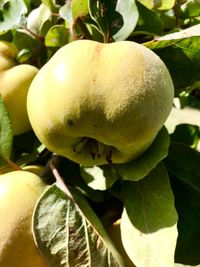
107 220 135 267
0 170 48 267
27 40 174 166
0 41 38 135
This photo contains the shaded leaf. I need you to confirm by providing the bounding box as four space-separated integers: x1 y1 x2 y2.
165 143 200 193
170 173 200 265
117 127 170 181
88 0 109 41
33 184 126 267
170 124 200 149
13 30 42 54
0 0 27 32
121 163 178 267
0 95 13 160
81 164 119 191
112 0 139 41
134 1 163 36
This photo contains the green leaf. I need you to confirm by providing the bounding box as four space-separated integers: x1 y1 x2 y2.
180 0 200 19
137 0 175 10
170 124 200 150
0 0 27 32
42 0 57 12
117 127 170 181
0 95 13 160
72 0 89 21
13 30 41 52
88 0 109 42
112 0 139 41
170 173 200 265
45 25 71 47
134 1 163 36
80 164 119 191
166 143 200 193
33 184 126 267
27 3 52 34
144 26 200 95
121 163 178 267
59 2 73 26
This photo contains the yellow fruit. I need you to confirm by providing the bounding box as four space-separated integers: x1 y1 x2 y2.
0 170 48 267
22 164 45 176
27 40 174 166
0 41 39 135
107 220 135 267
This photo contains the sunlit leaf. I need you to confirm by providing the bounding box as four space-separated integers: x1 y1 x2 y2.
59 2 73 26
121 163 178 267
72 0 89 21
137 0 175 10
33 184 126 267
42 0 57 12
0 0 27 32
112 0 139 41
81 164 119 191
45 25 71 47
27 3 52 34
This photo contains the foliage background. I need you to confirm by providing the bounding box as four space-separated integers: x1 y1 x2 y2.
0 0 200 266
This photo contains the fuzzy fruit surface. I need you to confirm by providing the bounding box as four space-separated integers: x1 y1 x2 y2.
28 40 174 166
0 41 38 135
0 171 48 267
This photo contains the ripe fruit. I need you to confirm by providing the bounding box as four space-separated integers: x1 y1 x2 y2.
22 164 45 176
107 220 135 267
0 170 48 267
0 41 38 135
27 40 174 166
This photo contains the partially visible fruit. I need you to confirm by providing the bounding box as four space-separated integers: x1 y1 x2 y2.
0 41 39 135
22 164 45 176
107 220 136 267
0 170 48 267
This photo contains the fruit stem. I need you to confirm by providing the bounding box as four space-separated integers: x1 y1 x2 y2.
49 160 74 201
6 159 22 171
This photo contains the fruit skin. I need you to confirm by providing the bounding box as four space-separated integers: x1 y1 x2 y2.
0 170 48 267
0 41 39 135
27 40 174 166
22 164 45 176
107 220 135 267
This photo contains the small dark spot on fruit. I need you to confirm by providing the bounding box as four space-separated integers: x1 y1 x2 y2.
67 119 74 127
93 124 98 127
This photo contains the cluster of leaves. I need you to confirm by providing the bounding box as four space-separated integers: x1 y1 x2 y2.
0 0 200 267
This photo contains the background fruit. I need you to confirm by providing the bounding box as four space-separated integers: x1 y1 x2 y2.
0 41 38 135
0 170 48 267
107 220 136 267
27 40 174 166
